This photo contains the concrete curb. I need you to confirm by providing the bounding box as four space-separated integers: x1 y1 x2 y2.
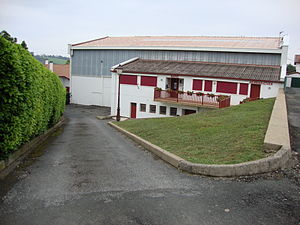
108 122 292 177
264 89 291 151
96 115 113 120
108 122 184 168
0 117 65 179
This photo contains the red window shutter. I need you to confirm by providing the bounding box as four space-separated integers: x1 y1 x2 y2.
216 81 237 94
192 79 203 90
141 76 157 87
204 81 213 92
120 75 137 85
239 83 249 95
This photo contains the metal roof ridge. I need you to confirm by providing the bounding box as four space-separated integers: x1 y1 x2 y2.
71 36 109 46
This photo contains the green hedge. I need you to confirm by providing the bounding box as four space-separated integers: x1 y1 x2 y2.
0 36 66 160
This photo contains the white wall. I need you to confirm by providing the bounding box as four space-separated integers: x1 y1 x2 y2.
111 74 197 118
111 73 284 118
71 75 111 107
260 82 282 98
296 63 300 72
285 74 300 88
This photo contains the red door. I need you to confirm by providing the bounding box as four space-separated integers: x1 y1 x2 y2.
130 103 137 118
250 84 261 99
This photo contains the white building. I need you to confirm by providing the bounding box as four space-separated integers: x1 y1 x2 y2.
295 55 300 72
111 58 284 119
69 36 288 107
285 55 300 88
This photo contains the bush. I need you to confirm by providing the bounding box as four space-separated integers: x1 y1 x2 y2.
0 36 65 160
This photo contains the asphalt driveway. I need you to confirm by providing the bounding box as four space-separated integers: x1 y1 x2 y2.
286 88 300 155
0 104 299 225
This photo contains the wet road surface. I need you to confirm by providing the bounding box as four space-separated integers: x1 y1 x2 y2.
286 88 300 155
0 104 299 225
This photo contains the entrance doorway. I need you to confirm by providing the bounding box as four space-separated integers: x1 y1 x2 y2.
250 84 261 99
130 103 137 118
171 78 179 91
291 78 300 88
166 78 184 98
166 78 184 91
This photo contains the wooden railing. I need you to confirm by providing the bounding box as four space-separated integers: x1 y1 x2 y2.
154 89 231 108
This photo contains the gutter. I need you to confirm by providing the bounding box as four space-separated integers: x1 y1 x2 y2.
69 46 283 54
111 57 139 72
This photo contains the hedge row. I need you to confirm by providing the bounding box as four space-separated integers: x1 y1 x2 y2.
0 36 66 160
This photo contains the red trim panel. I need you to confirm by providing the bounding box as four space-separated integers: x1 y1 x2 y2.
118 71 283 83
120 75 137 85
217 81 237 94
141 76 157 87
204 80 213 92
192 79 203 90
239 83 249 95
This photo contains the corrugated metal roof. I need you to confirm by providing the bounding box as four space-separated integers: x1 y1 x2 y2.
72 36 281 50
113 59 281 82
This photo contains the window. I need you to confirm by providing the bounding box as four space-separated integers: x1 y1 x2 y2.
170 107 177 116
119 75 137 85
216 81 237 94
140 103 146 112
193 79 203 91
150 105 156 113
160 106 166 115
204 80 213 92
239 83 249 95
141 76 157 87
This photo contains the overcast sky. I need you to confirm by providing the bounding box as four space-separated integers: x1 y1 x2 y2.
1 0 299 62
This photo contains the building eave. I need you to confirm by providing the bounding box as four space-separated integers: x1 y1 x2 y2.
71 45 283 54
113 70 283 84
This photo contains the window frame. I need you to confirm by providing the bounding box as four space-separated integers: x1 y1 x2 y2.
159 106 167 115
140 103 146 112
149 105 156 113
170 107 177 116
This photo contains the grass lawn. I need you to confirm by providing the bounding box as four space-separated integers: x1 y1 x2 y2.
115 98 275 165
47 57 68 64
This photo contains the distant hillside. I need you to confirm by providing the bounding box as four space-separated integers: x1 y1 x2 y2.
34 54 69 64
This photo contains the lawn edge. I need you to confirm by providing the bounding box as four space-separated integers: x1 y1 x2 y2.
109 121 291 177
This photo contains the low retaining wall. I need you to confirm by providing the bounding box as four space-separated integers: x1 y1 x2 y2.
0 118 65 179
108 122 292 177
264 89 291 151
178 146 291 176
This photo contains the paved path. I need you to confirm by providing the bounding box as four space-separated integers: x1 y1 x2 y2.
286 88 300 155
0 105 299 225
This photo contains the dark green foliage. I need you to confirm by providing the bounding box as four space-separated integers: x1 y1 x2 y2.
0 30 17 43
0 36 65 160
287 64 296 74
21 41 28 50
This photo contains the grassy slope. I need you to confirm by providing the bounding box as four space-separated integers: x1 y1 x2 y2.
47 57 67 64
116 98 275 164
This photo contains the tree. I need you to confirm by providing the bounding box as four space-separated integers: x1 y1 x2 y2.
0 30 17 43
287 64 296 74
21 41 28 50
66 59 70 64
